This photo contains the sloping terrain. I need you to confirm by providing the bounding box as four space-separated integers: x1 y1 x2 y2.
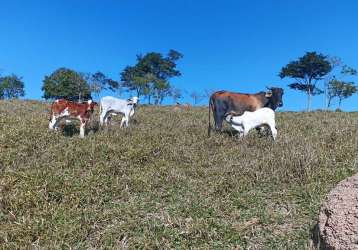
0 100 357 248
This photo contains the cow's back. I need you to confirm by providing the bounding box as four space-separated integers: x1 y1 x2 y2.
211 91 264 114
51 99 70 115
101 96 127 110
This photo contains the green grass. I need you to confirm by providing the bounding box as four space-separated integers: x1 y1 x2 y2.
0 100 357 249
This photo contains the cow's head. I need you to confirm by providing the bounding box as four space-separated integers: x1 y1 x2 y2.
86 99 97 112
132 96 139 104
127 96 139 107
265 87 284 110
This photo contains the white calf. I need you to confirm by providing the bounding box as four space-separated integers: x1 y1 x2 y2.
99 96 138 127
225 107 277 140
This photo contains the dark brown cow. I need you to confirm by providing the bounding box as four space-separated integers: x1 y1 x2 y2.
49 99 97 138
208 87 284 136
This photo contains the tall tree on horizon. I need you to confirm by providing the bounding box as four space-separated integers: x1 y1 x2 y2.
86 71 120 98
327 80 357 108
323 56 342 110
279 52 332 111
0 74 25 99
189 91 204 105
170 87 182 104
327 65 357 108
120 50 183 104
42 68 91 101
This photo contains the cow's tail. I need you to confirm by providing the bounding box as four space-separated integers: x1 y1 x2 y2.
99 100 103 125
48 100 55 121
99 100 102 116
208 96 213 137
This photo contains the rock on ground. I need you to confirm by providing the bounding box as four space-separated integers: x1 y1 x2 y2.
318 174 358 249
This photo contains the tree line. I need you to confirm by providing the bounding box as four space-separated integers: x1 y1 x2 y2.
1 50 357 110
279 52 357 111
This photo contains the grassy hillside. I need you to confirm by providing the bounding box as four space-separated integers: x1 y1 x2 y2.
1 100 357 249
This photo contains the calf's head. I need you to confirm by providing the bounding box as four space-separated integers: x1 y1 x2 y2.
86 100 97 112
128 96 139 107
224 111 241 123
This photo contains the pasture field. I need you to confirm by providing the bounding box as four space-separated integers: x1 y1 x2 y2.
0 100 358 249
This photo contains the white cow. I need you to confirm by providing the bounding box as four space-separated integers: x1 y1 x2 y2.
99 96 139 127
225 107 277 140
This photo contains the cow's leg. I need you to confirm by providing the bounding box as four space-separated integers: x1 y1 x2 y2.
236 126 244 138
105 115 112 126
124 112 130 127
242 126 249 137
129 108 135 118
126 117 129 127
49 115 57 130
99 109 107 126
120 116 126 128
49 114 63 131
79 119 86 138
239 131 244 138
214 110 224 131
268 122 277 140
104 114 110 126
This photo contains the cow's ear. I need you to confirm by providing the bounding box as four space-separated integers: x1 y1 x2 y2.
265 91 272 97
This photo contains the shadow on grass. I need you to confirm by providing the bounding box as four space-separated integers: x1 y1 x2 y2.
220 127 272 139
60 120 100 137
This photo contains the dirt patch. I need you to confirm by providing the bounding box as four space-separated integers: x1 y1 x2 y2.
317 174 358 249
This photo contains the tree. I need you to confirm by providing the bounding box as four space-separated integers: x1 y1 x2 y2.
0 74 25 99
87 71 120 98
152 79 171 105
327 65 357 108
324 57 342 109
203 89 215 99
120 66 149 98
120 50 183 104
279 52 332 111
190 91 204 105
327 80 357 108
42 68 91 101
170 87 182 104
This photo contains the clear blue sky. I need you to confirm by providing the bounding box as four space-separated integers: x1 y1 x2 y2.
1 0 358 110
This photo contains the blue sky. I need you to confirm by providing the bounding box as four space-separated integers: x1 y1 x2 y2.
1 0 358 110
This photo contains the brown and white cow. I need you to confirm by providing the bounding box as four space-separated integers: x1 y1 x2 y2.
208 87 284 136
49 99 97 138
173 102 191 111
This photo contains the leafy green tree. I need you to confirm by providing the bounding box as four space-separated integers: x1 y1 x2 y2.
0 74 25 99
323 57 342 109
327 65 357 108
328 80 357 108
279 52 332 111
121 50 183 104
121 66 150 98
42 68 91 101
152 79 171 105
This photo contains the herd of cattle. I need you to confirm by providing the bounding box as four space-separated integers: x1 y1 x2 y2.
48 87 284 139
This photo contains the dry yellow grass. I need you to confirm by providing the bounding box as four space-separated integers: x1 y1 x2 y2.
0 100 357 248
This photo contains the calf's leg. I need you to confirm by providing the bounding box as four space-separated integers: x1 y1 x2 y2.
120 117 126 128
79 120 86 138
268 122 277 140
99 109 108 126
49 115 58 130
